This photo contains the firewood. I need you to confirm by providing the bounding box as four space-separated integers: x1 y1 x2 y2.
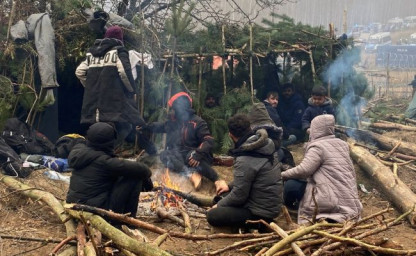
153 186 214 207
336 125 416 157
122 225 149 242
177 201 192 233
348 140 416 225
155 207 185 227
152 233 169 247
365 120 416 131
66 209 172 256
76 223 87 256
206 235 280 255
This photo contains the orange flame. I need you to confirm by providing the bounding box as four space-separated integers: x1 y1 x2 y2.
162 168 180 191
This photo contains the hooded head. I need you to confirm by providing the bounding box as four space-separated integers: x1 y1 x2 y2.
309 114 335 141
409 75 416 87
86 122 117 153
104 25 123 42
168 92 193 121
248 103 282 148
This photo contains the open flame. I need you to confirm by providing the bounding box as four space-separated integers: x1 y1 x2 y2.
151 168 183 210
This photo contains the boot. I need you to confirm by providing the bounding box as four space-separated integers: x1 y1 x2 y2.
190 172 202 190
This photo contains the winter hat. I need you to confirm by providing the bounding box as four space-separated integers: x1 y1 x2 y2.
168 92 192 109
311 85 327 96
86 122 117 151
104 25 123 41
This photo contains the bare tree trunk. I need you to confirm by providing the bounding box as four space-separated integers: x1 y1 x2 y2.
348 140 416 226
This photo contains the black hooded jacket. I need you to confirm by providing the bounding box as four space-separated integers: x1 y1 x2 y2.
66 142 151 208
75 38 142 125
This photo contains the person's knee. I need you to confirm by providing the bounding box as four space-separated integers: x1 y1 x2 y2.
206 208 222 226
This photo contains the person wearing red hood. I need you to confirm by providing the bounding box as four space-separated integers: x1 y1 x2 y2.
75 25 148 149
143 92 226 191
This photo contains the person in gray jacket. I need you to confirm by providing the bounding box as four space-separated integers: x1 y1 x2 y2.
207 114 283 229
282 114 362 224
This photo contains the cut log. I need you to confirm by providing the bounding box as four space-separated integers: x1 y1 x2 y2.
348 140 416 226
336 125 416 157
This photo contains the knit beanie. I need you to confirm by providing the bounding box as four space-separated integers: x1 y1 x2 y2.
311 85 327 96
86 122 116 152
104 25 123 41
247 103 274 128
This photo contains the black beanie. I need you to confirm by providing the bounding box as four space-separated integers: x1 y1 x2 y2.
86 123 116 151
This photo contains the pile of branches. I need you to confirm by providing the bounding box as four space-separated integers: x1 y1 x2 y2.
1 173 416 256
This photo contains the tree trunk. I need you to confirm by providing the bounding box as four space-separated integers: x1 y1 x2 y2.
364 121 416 132
336 125 416 157
348 140 416 226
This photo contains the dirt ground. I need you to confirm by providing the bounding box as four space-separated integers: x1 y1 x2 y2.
2 126 416 256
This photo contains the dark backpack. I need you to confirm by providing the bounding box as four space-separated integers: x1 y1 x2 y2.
1 118 54 155
53 134 86 158
0 137 32 178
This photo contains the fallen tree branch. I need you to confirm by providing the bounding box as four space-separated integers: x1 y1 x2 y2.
206 235 280 255
65 203 274 240
50 235 77 255
0 234 75 244
66 209 172 256
313 230 416 255
177 201 192 233
155 207 185 227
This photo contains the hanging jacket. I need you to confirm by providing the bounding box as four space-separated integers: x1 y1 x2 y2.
75 38 140 124
302 97 335 130
217 130 283 219
282 114 362 224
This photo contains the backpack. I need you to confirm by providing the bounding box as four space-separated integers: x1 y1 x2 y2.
53 134 86 159
1 118 54 155
0 137 32 178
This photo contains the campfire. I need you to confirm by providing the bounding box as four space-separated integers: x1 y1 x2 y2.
152 168 183 209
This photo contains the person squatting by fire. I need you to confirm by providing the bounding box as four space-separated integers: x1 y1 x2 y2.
140 92 228 193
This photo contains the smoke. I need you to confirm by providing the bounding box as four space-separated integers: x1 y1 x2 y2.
322 47 368 127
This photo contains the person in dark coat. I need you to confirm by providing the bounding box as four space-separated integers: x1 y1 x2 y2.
207 114 283 230
277 83 306 144
66 122 152 218
302 85 335 134
263 91 283 127
75 25 148 149
144 92 222 191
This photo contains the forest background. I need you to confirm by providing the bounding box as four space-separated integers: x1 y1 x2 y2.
0 0 370 152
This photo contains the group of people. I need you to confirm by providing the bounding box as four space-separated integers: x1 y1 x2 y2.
66 25 362 231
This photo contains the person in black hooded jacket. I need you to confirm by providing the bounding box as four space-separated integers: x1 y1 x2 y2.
144 92 225 191
75 25 148 148
66 122 152 218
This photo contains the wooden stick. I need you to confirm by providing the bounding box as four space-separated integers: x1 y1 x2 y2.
152 233 169 247
50 235 77 255
177 201 192 233
122 225 149 242
76 222 87 256
65 203 274 240
206 235 280 255
269 222 305 256
255 247 269 256
0 234 74 244
156 207 185 227
385 142 401 159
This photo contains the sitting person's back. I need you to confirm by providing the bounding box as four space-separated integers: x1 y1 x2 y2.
207 114 283 230
281 114 362 224
302 85 335 133
66 122 152 218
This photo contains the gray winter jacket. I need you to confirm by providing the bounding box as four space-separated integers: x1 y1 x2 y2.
281 114 362 224
217 129 283 219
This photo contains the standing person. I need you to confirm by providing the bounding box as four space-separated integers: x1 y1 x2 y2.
66 122 152 219
144 92 223 190
277 83 306 145
281 114 362 224
302 85 335 134
207 114 283 230
75 25 145 148
204 94 219 109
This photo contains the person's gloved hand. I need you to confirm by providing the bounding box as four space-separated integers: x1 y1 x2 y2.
187 150 201 167
142 177 154 192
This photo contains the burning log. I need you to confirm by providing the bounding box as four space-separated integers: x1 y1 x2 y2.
153 186 214 207
348 140 416 226
155 206 185 227
336 125 416 157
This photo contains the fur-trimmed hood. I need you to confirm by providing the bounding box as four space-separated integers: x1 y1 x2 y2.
230 129 275 157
